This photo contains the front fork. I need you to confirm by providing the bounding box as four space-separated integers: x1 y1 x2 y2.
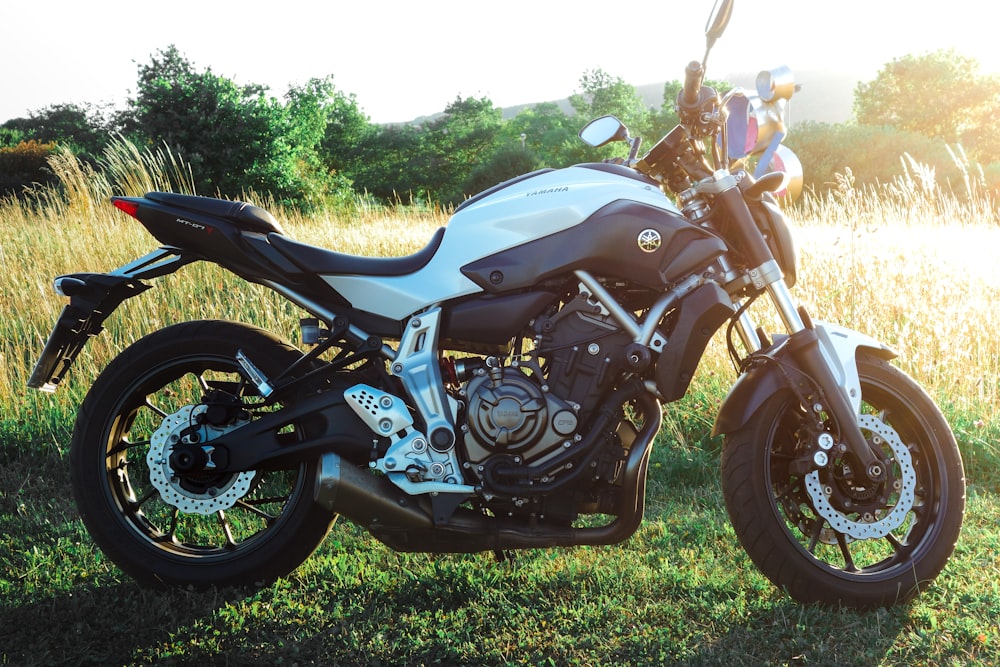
699 173 888 484
735 276 887 483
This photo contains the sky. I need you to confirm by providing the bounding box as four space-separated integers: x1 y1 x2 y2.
2 1 998 126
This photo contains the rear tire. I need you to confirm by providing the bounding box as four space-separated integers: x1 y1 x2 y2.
721 352 965 608
70 320 334 588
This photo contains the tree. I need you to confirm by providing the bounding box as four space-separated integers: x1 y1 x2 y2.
785 121 957 193
346 123 425 202
1 102 112 161
502 102 578 168
125 46 297 201
283 76 363 207
854 50 1000 149
566 69 652 164
569 69 650 135
316 83 375 174
419 96 505 204
461 146 541 196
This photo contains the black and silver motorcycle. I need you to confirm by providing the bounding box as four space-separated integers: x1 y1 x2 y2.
29 0 964 608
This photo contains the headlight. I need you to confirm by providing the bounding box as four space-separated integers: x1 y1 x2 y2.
724 67 796 159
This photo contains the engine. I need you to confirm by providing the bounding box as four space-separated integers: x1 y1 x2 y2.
460 365 579 470
453 292 637 497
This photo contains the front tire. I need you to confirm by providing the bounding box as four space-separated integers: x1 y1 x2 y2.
721 352 965 608
70 320 334 588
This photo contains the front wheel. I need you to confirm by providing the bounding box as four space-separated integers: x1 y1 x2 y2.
70 320 335 588
721 352 965 608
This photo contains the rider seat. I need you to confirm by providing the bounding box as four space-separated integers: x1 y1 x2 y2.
267 227 446 277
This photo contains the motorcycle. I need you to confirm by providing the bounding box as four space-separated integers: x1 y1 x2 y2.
29 0 964 609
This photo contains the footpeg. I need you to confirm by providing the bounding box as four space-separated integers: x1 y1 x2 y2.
345 384 474 498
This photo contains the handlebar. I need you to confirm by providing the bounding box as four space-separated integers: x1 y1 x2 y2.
682 60 705 107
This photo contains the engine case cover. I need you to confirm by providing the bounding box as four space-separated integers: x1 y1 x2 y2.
461 368 578 468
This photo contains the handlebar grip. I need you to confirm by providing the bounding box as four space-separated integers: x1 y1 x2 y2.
682 60 704 106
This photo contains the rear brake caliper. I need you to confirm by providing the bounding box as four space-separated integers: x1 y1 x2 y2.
146 403 255 515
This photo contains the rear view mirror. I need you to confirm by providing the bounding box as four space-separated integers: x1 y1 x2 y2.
579 116 629 148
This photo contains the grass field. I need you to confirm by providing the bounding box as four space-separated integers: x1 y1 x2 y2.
2 159 999 665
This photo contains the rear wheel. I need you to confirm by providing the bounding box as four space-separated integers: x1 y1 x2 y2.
721 352 965 608
70 320 334 588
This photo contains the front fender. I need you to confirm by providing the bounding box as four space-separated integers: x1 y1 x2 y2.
711 321 895 437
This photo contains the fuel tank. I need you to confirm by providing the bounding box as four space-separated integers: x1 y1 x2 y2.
322 164 726 320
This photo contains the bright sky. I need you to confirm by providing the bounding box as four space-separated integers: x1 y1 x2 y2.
2 1 997 125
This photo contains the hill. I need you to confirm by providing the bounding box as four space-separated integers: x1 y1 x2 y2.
409 69 858 127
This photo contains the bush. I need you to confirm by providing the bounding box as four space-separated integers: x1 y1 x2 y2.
786 122 965 194
0 140 58 195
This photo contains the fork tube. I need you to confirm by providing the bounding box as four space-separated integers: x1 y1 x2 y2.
732 307 763 354
766 278 806 335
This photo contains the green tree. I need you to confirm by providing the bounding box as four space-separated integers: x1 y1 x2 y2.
125 45 300 202
283 76 363 208
345 123 425 202
420 95 504 204
316 85 375 174
461 146 541 196
785 121 958 193
566 69 652 164
502 102 578 168
854 50 1000 149
1 102 112 161
569 69 650 134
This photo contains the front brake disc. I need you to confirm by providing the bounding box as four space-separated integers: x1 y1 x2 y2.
804 414 917 540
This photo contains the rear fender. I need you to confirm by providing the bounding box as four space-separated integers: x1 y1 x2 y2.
711 321 895 436
27 249 192 391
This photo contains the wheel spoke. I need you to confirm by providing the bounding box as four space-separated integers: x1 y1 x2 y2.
108 437 149 458
836 532 859 572
217 510 237 548
145 397 169 419
130 489 159 511
773 477 802 503
884 531 911 559
236 498 282 524
152 508 181 544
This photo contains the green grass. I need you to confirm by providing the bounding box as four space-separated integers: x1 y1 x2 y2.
3 445 999 665
2 157 1000 664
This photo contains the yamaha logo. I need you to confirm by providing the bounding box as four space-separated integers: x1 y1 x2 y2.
637 228 661 253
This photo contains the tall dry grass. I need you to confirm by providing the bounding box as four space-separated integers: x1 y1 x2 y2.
2 142 998 484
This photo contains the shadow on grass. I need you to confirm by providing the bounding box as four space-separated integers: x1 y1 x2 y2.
0 543 926 667
0 583 233 666
680 602 909 666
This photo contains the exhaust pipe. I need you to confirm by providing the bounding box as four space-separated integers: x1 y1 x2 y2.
314 452 434 530
313 390 661 553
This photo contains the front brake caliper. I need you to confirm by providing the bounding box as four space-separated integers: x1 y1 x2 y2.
803 414 916 540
